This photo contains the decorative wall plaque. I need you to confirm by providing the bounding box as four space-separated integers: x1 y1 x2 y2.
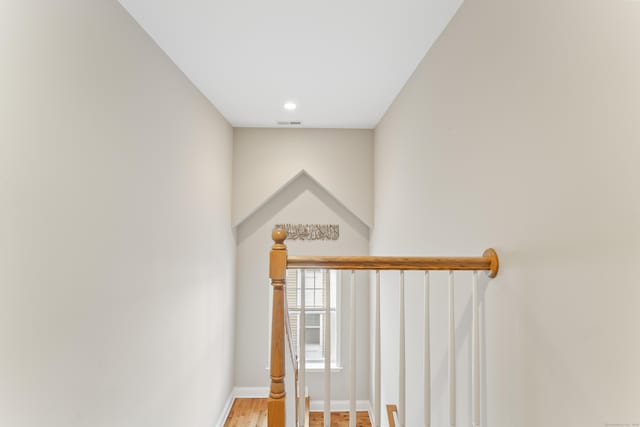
275 224 339 241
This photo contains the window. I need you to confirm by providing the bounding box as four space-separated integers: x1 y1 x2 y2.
286 269 339 367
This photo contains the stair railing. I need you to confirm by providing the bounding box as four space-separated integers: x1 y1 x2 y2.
268 228 499 427
282 280 299 425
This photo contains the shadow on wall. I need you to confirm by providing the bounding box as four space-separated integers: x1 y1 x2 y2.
236 170 370 243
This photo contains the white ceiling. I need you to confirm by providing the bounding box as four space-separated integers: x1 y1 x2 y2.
118 0 463 129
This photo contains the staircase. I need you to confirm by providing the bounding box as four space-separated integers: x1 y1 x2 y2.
267 228 499 426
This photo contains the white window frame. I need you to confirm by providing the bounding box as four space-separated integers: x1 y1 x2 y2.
289 269 341 370
267 269 343 372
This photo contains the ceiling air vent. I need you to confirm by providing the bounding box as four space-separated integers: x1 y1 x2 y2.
277 121 303 126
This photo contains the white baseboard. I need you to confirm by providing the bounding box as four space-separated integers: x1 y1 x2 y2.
214 390 235 427
308 399 372 413
367 403 376 426
232 386 270 398
214 386 270 427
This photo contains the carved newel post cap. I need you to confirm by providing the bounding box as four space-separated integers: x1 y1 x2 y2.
272 228 287 244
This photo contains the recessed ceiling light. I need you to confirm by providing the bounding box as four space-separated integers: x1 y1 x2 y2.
283 102 297 111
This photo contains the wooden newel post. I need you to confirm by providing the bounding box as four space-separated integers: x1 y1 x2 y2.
269 228 288 427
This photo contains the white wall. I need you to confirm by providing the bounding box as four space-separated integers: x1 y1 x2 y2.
373 0 640 426
0 2 235 426
233 128 373 403
232 128 374 227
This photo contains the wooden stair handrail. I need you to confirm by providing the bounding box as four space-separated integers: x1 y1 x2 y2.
282 279 299 424
283 286 299 372
288 250 499 277
268 228 500 427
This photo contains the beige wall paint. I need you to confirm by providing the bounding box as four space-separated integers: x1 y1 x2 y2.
235 189 370 402
233 128 373 403
373 0 640 426
0 2 235 426
232 128 374 227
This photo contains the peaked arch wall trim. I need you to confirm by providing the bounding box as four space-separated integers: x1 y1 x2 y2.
235 170 369 244
232 127 374 229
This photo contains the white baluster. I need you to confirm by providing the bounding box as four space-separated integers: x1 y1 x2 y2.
375 271 381 427
324 269 331 427
472 271 480 427
399 271 406 427
299 270 306 427
350 270 356 427
424 271 431 427
448 270 456 427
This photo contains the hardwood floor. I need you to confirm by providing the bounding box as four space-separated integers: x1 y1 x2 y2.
223 398 372 427
309 411 372 426
224 398 267 427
